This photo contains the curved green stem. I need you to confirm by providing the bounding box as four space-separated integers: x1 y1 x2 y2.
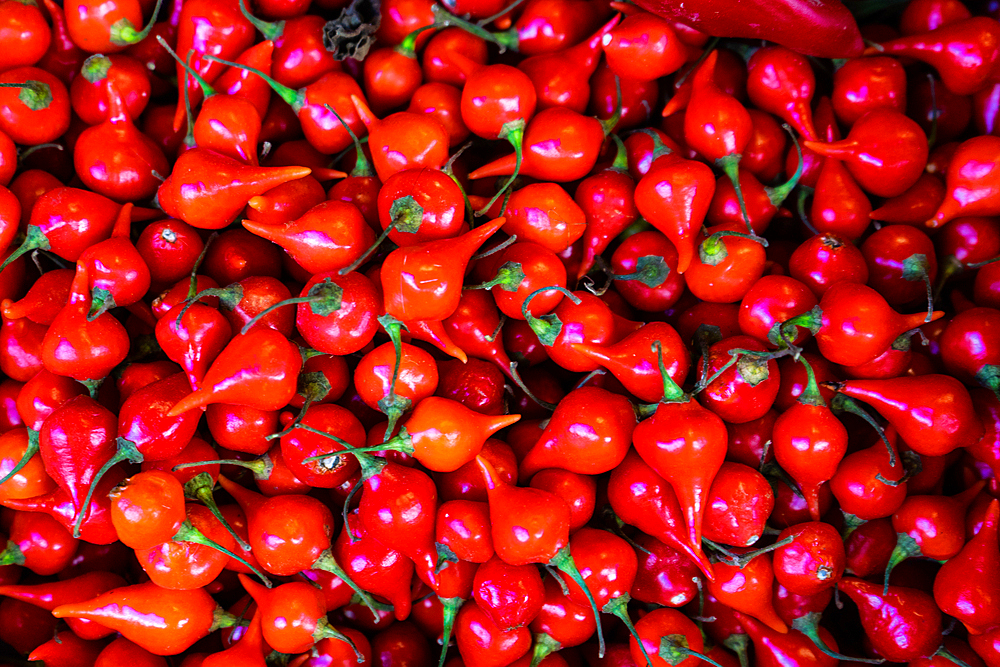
0 429 39 487
549 547 605 658
476 119 524 216
522 285 580 347
173 519 272 587
74 438 144 538
508 362 556 411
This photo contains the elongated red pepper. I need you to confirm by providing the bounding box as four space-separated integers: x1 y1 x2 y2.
630 0 863 58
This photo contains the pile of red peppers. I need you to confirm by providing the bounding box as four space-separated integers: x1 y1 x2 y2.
3 0 1000 665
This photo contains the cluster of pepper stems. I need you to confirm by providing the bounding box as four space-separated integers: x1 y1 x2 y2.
2 0 1000 665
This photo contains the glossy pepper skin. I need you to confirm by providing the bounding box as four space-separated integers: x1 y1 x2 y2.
630 0 863 58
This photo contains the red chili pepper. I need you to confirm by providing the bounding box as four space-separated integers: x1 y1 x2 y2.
630 0 862 58
52 581 238 656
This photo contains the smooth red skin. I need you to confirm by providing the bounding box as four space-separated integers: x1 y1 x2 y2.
685 223 768 304
6 510 78 576
698 335 780 423
685 50 752 161
455 601 531 667
774 398 848 522
562 527 637 612
243 492 333 577
737 612 838 667
294 627 372 667
623 128 681 181
937 217 1000 269
435 359 505 417
810 155 872 242
610 230 684 313
0 379 22 433
52 582 222 656
0 317 46 383
529 468 596 534
633 396 726 562
279 404 365 488
589 64 658 131
490 242 567 320
155 303 232 391
940 308 1000 386
816 282 939 368
838 375 983 456
707 170 784 236
436 499 494 563
116 372 201 464
141 436 219 488
842 517 896 578
740 109 787 183
838 577 943 662
789 232 869 299
576 166 638 278
529 580 596 655
363 47 422 117
502 319 548 368
357 106 449 183
0 428 54 502
893 494 968 561
191 94 262 167
830 434 907 520
934 500 1000 634
407 81 469 147
518 16 615 115
861 225 938 306
79 236 151 311
974 82 1000 137
0 131 15 189
0 66 71 146
69 54 150 125
218 276 294 338
263 14 337 90
238 578 327 655
29 630 106 667
377 168 465 246
629 531 700 608
483 459 571 567
968 388 1000 481
39 394 117 513
334 511 413 621
381 217 503 323
772 583 834 627
435 439 518 504
422 28 486 87
202 403 275 457
900 0 971 34
519 386 636 480
471 555 545 631
631 607 705 667
95 637 170 667
773 522 845 596
297 271 382 356
458 63 535 140
118 368 178 424
28 187 122 262
871 173 947 227
930 138 1000 227
537 290 612 373
970 627 1000 667
726 410 777 468
703 461 774 547
328 172 383 232
369 620 434 667
1 270 71 326
499 183 586 255
42 269 130 381
738 276 819 348
634 153 716 275
241 199 373 275
359 460 439 581
868 17 1000 96
354 340 437 413
831 56 907 127
0 0 51 68
110 470 186 550
0 596 59 655
708 550 787 634
976 262 1000 309
63 0 143 53
603 13 684 82
745 46 817 141
910 74 972 144
136 504 235 591
151 276 220 320
3 464 123 544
